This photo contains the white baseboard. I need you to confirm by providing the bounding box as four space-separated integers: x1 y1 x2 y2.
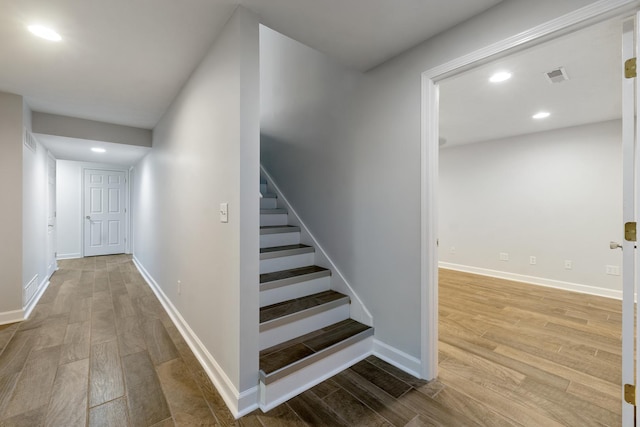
132 257 258 418
439 262 622 300
372 339 422 378
57 253 82 260
23 278 51 319
0 309 24 325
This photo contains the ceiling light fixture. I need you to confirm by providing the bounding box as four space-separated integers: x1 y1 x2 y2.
91 147 106 153
489 71 512 83
27 25 62 42
532 111 550 119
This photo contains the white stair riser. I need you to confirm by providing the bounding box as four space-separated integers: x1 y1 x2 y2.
260 253 315 274
259 303 350 350
260 232 301 248
260 183 268 193
259 335 373 411
260 276 331 307
260 214 288 227
260 198 278 209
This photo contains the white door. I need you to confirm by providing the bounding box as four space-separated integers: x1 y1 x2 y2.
46 153 57 276
84 169 127 256
621 13 640 426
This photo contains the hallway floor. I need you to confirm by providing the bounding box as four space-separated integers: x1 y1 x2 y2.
0 257 623 426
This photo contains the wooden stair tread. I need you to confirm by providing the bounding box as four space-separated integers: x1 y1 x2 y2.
260 290 347 324
260 225 300 235
260 266 329 284
260 319 373 379
260 244 311 254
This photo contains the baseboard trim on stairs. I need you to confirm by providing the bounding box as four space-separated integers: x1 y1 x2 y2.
132 256 259 418
372 339 422 378
439 262 623 300
260 165 373 326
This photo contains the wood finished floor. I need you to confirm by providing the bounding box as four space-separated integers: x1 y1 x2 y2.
0 259 622 426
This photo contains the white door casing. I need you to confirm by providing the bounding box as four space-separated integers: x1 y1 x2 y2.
84 169 127 257
421 3 639 424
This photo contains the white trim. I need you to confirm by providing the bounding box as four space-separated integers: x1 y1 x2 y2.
373 339 422 378
440 262 623 300
0 310 24 325
420 0 638 384
23 279 51 319
56 253 82 260
260 165 373 326
132 257 258 418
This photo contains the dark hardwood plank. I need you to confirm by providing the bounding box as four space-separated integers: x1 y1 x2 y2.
323 388 393 426
287 391 350 426
349 360 412 399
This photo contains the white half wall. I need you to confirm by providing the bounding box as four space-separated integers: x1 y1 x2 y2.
0 92 24 319
56 160 130 259
132 6 260 417
439 121 622 294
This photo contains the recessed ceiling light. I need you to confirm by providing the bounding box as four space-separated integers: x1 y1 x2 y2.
27 25 62 42
532 111 550 119
91 148 106 153
489 71 512 83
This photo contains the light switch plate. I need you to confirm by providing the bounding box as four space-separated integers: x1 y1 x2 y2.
220 202 228 223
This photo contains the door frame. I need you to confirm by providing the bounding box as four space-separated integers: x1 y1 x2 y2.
420 0 639 380
81 165 131 257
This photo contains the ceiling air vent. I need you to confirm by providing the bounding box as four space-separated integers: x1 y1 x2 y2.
544 67 569 84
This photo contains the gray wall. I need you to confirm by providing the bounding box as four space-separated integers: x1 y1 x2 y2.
0 92 23 316
439 121 622 293
259 0 601 362
33 112 152 147
132 6 260 402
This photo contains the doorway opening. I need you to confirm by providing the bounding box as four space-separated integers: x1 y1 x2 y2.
421 3 637 425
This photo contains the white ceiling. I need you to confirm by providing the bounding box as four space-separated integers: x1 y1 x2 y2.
439 17 622 147
36 134 151 166
0 0 504 131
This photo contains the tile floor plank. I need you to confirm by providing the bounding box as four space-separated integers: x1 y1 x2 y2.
88 397 130 427
89 340 125 407
45 358 89 427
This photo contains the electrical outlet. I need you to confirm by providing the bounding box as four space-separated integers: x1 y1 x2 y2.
606 265 620 276
177 280 182 295
499 252 509 261
529 256 537 265
564 260 572 270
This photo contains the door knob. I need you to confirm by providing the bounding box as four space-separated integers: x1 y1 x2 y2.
610 241 622 250
86 215 91 220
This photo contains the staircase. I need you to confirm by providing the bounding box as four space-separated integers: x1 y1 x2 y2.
258 177 373 410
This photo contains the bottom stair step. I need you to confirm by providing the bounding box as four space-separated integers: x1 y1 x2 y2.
260 319 373 383
258 319 373 411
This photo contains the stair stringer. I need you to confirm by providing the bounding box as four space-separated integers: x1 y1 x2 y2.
260 165 373 327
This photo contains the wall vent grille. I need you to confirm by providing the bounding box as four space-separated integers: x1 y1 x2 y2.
23 128 37 152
